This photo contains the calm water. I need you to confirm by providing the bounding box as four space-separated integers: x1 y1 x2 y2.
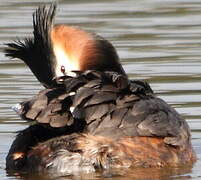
0 0 201 179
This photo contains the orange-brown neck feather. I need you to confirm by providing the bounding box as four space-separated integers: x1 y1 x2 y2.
51 25 125 76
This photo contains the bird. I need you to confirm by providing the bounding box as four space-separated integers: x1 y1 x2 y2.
4 3 196 177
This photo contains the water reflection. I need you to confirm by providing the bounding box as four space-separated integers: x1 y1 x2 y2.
0 0 201 179
6 165 195 180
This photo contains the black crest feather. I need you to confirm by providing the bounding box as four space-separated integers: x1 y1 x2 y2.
4 3 57 88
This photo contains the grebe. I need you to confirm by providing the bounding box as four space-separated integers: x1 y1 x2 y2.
5 4 196 176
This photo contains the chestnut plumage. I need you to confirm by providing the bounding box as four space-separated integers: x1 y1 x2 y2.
4 4 125 88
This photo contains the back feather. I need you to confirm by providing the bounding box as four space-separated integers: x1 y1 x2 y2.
14 70 190 147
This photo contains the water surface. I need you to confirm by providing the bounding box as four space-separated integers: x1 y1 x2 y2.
0 0 201 179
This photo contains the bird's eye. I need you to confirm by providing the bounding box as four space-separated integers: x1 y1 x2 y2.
61 65 65 74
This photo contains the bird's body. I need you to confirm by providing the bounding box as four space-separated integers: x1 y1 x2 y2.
4 4 196 176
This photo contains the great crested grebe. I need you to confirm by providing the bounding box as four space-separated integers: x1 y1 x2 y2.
5 4 196 176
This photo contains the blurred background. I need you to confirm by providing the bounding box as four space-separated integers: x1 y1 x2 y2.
0 0 201 179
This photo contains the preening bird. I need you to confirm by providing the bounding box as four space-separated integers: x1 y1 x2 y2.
5 3 196 176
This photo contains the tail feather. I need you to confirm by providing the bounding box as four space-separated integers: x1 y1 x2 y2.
4 4 57 88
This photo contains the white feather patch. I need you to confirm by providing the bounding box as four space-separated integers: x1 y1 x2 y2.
69 92 76 96
53 46 79 77
70 106 75 113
